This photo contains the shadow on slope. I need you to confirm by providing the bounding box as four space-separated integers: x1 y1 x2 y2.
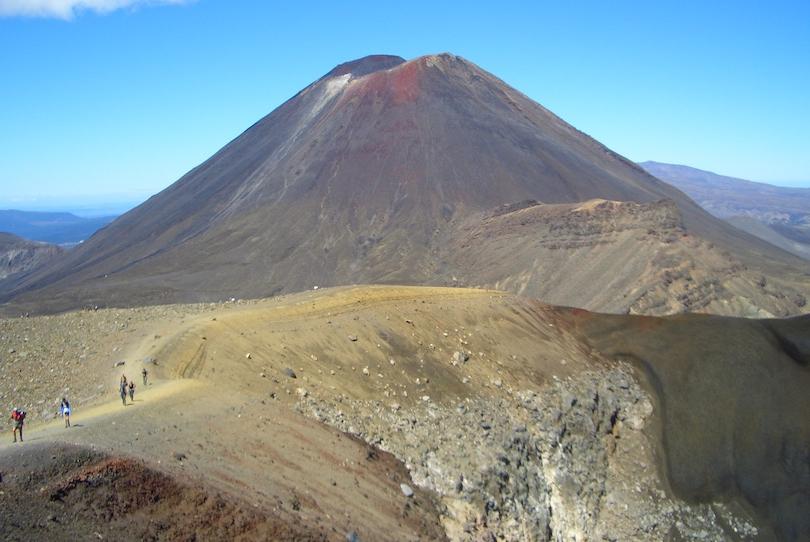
562 310 810 541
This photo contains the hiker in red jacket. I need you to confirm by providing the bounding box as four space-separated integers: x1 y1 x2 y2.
10 408 25 443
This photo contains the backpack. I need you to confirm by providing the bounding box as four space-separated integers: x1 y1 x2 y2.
12 410 25 422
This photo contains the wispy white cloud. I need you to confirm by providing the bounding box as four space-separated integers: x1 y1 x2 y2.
0 0 193 19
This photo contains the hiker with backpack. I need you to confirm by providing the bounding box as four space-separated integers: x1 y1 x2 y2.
128 381 136 402
142 367 148 386
60 397 71 428
10 408 25 443
120 376 128 406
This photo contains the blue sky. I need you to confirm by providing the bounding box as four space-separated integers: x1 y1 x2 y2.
1 0 809 211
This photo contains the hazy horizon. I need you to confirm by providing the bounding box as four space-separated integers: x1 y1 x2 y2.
0 194 148 217
2 159 808 218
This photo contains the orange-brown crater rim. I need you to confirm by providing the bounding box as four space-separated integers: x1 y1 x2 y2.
325 52 466 80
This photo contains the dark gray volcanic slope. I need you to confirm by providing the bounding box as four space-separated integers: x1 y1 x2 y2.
3 54 808 313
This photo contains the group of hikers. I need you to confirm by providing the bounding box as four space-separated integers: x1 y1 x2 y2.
120 368 148 406
9 367 150 443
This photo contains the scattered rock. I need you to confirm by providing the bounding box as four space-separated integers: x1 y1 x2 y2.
245 353 252 359
400 483 414 498
362 367 370 376
283 368 297 379
173 452 187 461
114 361 125 367
452 351 470 365
296 387 309 398
348 335 358 342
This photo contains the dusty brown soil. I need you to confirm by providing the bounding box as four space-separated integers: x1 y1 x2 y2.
1 285 807 540
0 442 325 541
0 377 447 541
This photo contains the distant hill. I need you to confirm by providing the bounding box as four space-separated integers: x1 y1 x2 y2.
0 210 116 245
640 161 810 259
724 215 810 260
0 232 64 280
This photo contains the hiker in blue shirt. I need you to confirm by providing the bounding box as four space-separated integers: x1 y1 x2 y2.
60 397 71 428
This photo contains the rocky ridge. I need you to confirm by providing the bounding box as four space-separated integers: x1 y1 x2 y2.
0 232 63 281
449 200 808 317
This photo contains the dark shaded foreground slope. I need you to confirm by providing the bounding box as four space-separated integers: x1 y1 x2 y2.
561 309 810 540
0 443 323 541
3 54 808 316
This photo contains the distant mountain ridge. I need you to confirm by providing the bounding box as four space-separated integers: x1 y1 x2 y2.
640 161 810 260
0 210 117 245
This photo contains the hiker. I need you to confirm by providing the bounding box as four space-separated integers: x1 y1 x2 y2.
128 381 135 402
60 397 71 428
10 408 25 443
120 378 128 406
142 367 148 386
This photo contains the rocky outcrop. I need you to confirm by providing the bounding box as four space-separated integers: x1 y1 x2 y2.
449 200 809 317
0 232 63 281
298 365 759 541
